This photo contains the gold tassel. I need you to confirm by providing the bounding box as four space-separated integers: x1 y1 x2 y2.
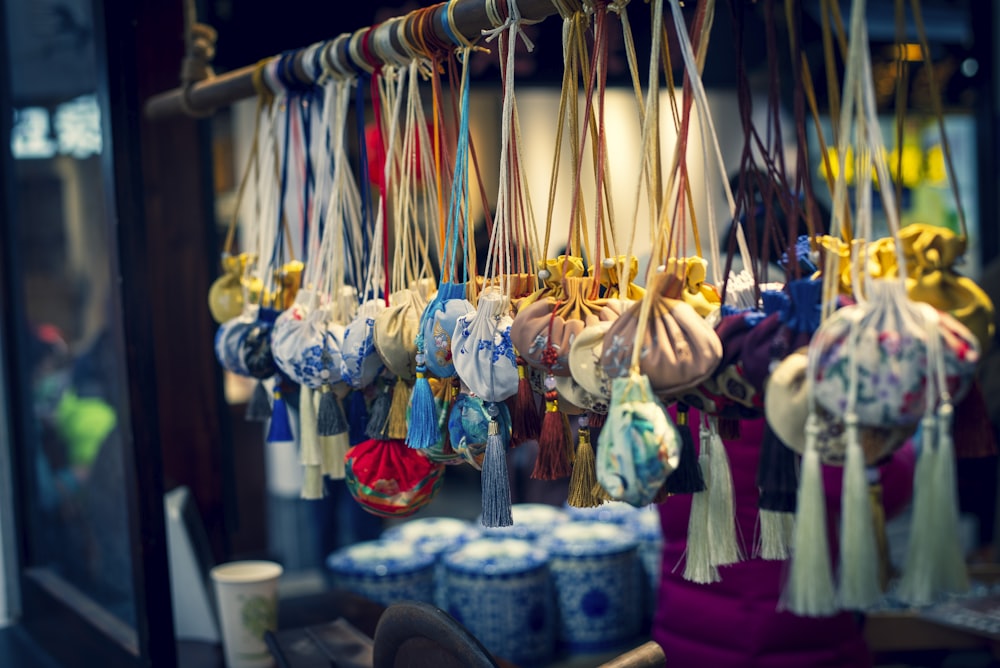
385 377 412 441
568 419 600 508
869 482 892 592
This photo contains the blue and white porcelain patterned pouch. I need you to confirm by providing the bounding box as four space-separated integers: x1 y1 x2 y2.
451 286 519 402
421 282 474 379
340 298 387 389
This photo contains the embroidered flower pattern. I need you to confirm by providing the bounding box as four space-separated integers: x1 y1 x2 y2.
814 312 976 426
602 333 632 379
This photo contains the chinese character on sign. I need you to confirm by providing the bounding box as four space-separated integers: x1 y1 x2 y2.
53 95 101 159
11 95 101 160
11 107 56 159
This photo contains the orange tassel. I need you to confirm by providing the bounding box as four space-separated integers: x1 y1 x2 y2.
510 358 542 446
531 387 572 480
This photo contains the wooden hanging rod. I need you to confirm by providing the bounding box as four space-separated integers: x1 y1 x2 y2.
144 0 562 120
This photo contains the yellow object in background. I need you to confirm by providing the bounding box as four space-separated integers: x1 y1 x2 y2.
208 253 251 323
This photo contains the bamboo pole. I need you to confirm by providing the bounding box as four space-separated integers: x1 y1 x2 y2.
144 0 560 120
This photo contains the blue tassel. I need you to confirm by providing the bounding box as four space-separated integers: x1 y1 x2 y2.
784 278 823 334
347 390 369 445
406 357 440 449
760 289 790 316
267 384 294 443
480 410 513 528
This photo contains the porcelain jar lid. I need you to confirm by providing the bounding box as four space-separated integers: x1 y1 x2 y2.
326 539 436 577
539 521 638 558
443 538 550 576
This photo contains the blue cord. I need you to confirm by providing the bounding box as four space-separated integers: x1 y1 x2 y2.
445 56 472 285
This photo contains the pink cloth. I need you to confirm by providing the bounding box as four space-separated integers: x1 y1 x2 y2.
651 413 916 668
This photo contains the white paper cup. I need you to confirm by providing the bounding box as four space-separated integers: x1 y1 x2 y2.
210 560 283 668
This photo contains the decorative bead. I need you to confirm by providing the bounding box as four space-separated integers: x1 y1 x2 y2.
319 369 330 380
544 374 557 390
601 257 615 269
415 353 426 365
656 264 666 273
538 268 551 281
579 414 590 428
486 402 500 417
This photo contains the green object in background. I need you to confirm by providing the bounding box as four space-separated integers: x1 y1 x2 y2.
55 390 116 468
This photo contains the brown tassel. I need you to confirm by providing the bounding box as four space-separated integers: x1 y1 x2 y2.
718 417 741 441
385 377 412 441
510 357 542 446
953 381 997 458
568 419 601 508
531 386 572 480
652 482 672 504
870 482 894 591
587 411 606 430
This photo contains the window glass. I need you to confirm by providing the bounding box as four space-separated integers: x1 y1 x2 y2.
4 0 137 629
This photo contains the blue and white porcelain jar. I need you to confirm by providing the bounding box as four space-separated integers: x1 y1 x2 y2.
564 500 641 525
382 517 482 608
326 540 435 607
624 506 663 628
540 521 642 652
442 538 555 667
480 503 570 539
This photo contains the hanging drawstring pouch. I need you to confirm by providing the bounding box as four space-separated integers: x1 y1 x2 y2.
214 65 279 378
449 0 546 526
781 0 979 616
339 34 400 394
344 438 446 518
599 0 728 402
209 62 275 325
448 394 514 470
340 24 450 519
271 60 365 399
564 0 666 421
368 33 444 444
869 224 993 354
593 0 708 510
216 55 310 434
406 28 482 450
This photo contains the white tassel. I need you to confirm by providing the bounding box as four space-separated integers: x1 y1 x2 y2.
301 465 324 500
320 432 348 480
707 425 742 567
932 403 969 596
782 512 795 550
758 510 791 561
838 414 882 609
783 414 837 616
299 387 325 500
683 453 719 584
895 415 938 606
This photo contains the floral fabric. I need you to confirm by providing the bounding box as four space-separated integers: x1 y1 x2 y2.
451 287 520 403
340 299 387 389
597 374 680 506
811 281 979 427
